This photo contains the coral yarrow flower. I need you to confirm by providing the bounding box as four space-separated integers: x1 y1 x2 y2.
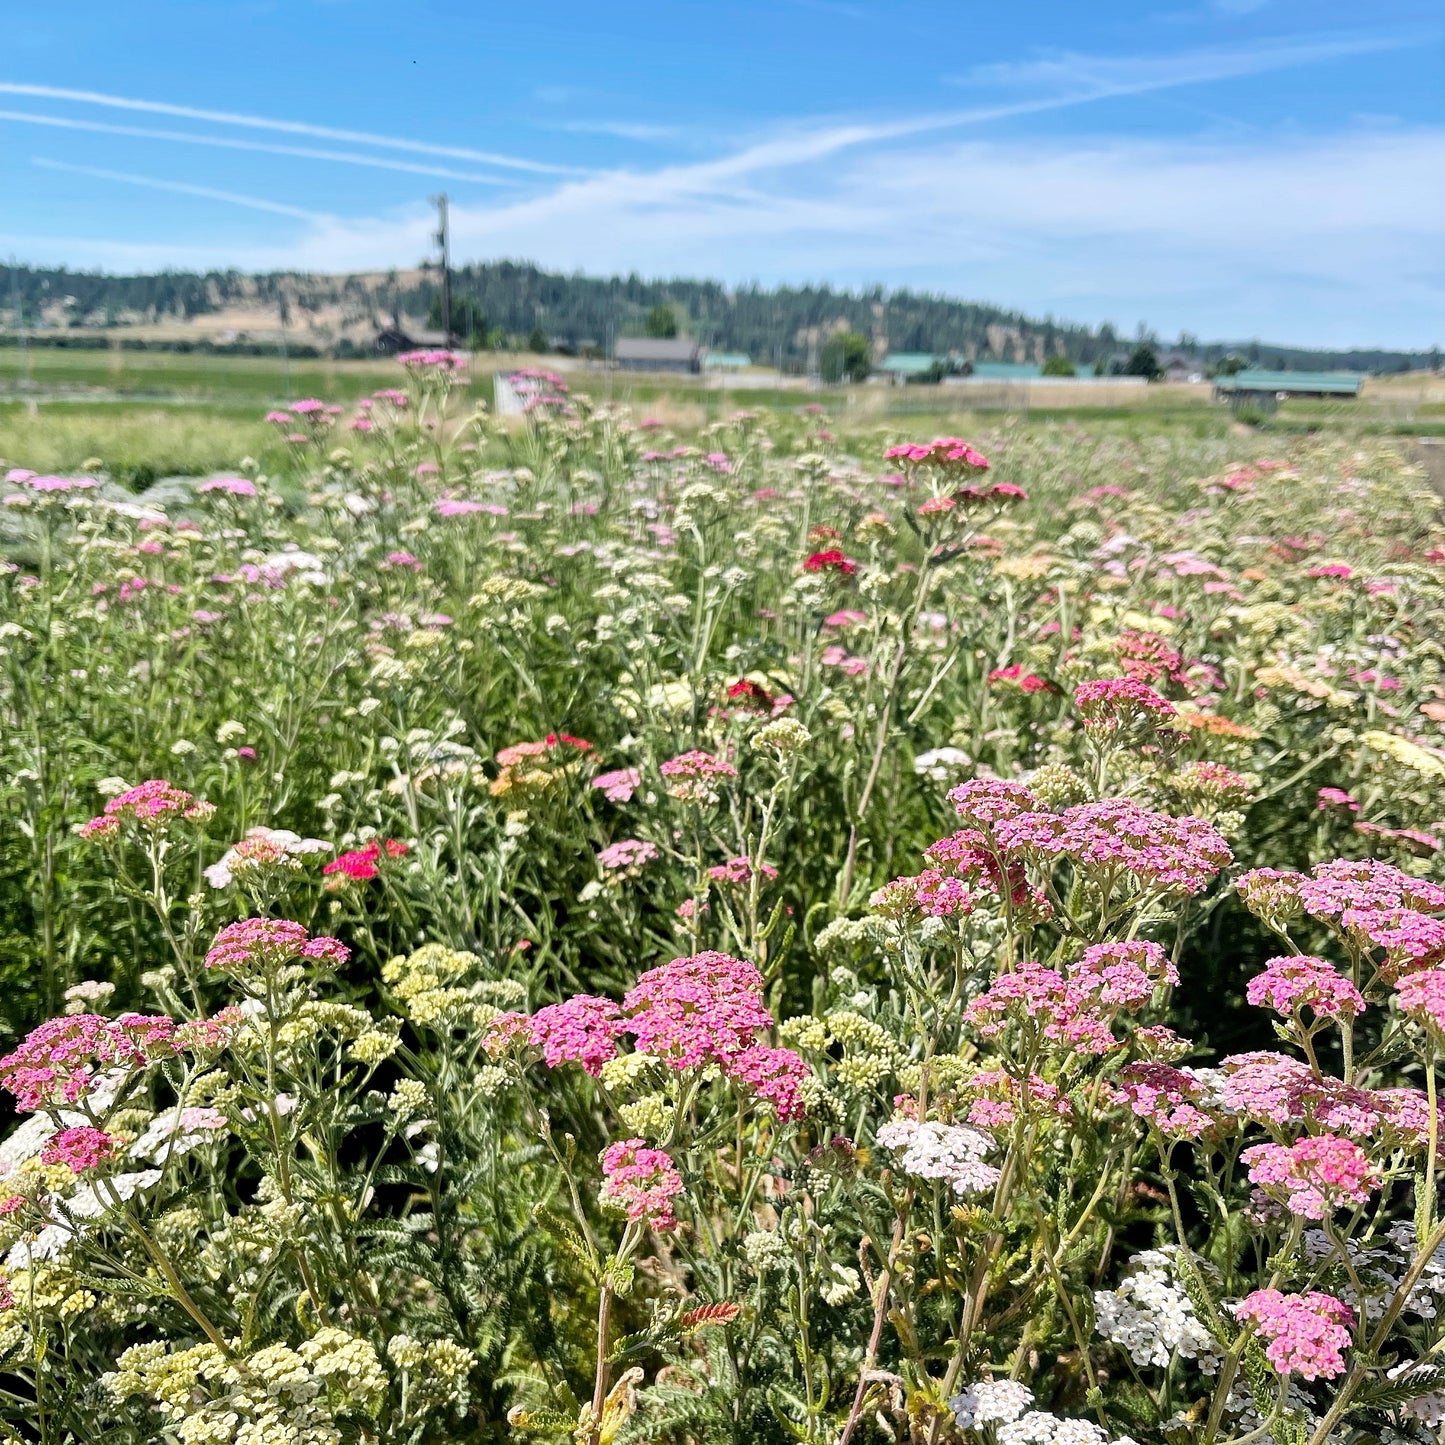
1235 1290 1353 1380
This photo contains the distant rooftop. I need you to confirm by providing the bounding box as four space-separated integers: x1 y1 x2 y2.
1215 370 1362 396
878 352 940 374
703 352 752 369
614 337 702 362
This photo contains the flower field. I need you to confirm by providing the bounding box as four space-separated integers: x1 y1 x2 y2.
1 355 1445 1443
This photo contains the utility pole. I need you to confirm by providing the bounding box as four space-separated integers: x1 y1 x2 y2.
432 193 453 345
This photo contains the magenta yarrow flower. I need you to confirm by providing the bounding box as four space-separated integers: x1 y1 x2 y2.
947 778 1039 832
726 1044 809 1121
198 477 258 497
1069 940 1179 1007
1074 677 1176 734
1395 968 1445 1032
1241 1134 1378 1219
623 952 773 1068
80 779 215 839
1235 1290 1353 1380
707 856 779 887
871 868 979 921
525 995 625 1076
1247 955 1365 1020
994 799 1231 897
1113 1063 1216 1138
964 962 1121 1057
599 1138 684 1230
40 1125 118 1174
204 918 349 977
0 1013 183 1111
1317 787 1360 813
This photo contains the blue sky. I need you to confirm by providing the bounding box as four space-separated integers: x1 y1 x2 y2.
1 0 1442 347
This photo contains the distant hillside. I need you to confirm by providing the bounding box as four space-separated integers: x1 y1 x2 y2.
1 260 1438 374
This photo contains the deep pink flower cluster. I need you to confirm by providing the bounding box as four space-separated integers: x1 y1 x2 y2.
994 799 1232 896
1115 630 1188 688
959 1069 1070 1129
1217 1051 1423 1142
1113 1063 1215 1138
1246 955 1365 1020
204 918 350 975
707 856 779 886
988 663 1053 694
599 1138 685 1230
397 349 468 371
884 437 991 471
624 953 774 1067
964 963 1118 1056
1241 1133 1378 1219
947 779 1039 831
486 953 810 1118
726 1045 810 1121
871 868 979 921
1343 908 1445 976
1317 787 1360 813
660 750 738 804
1074 678 1176 733
802 548 858 576
41 1125 118 1174
322 838 408 883
0 1013 182 1110
1070 940 1179 1007
1298 859 1445 920
80 779 215 839
198 477 258 497
1235 1290 1354 1380
525 995 626 1075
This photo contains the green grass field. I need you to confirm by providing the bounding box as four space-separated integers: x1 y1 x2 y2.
3 345 1443 482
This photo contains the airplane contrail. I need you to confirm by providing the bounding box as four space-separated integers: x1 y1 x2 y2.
0 110 518 185
33 158 332 221
0 82 578 175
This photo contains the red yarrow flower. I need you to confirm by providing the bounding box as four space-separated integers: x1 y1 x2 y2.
802 548 858 577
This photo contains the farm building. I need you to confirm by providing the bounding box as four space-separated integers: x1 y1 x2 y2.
877 352 942 382
614 337 703 373
1159 352 1204 383
1213 370 1362 403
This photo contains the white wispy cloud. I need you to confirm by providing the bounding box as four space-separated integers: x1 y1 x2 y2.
549 120 680 141
0 110 518 185
0 81 576 175
31 158 334 221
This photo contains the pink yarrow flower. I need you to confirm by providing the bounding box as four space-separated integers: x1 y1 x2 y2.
1235 1290 1354 1380
1241 1133 1378 1219
0 1013 183 1111
41 1125 118 1174
660 750 737 805
1247 955 1365 1020
599 1138 684 1230
525 995 625 1076
592 768 641 803
204 918 349 976
80 779 215 838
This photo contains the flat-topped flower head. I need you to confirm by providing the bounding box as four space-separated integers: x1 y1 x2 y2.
80 779 215 839
592 768 641 803
1343 908 1445 977
725 1045 809 1121
526 995 624 1076
876 1119 1000 1194
41 1125 118 1174
1113 1063 1217 1138
204 918 349 978
660 750 737 805
964 962 1121 1057
869 868 978 922
1395 969 1445 1033
995 799 1231 897
1242 1134 1378 1219
1074 678 1176 734
1298 858 1445 921
947 778 1039 832
1235 1290 1353 1380
884 437 991 473
397 349 468 372
1247 956 1364 1020
802 548 857 577
623 952 772 1068
1069 940 1179 1008
599 1138 684 1230
0 1013 183 1111
598 839 660 871
322 838 407 885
